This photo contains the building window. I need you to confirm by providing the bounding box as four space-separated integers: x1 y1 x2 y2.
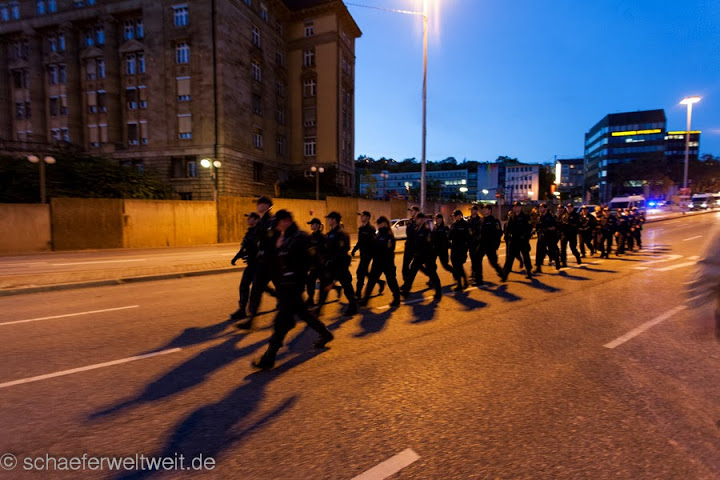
253 162 263 182
252 93 262 116
177 76 191 101
10 1 18 19
25 101 31 118
253 129 263 149
88 125 99 147
174 5 188 26
251 60 261 81
178 114 192 139
85 30 94 46
49 96 59 116
59 64 66 84
51 128 61 141
49 35 57 52
12 69 28 89
252 25 260 46
87 91 97 112
304 23 314 37
140 121 148 144
126 88 137 109
138 86 147 109
95 26 104 45
303 78 316 97
60 95 67 115
98 90 106 112
127 123 138 145
276 135 286 157
303 106 316 127
15 102 24 119
303 49 315 67
37 0 45 15
124 20 135 40
260 3 268 21
137 52 146 73
176 43 190 64
304 137 316 157
1 4 9 21
275 104 285 125
275 80 285 97
99 124 108 143
47 65 58 85
125 54 136 75
275 51 284 66
97 58 105 78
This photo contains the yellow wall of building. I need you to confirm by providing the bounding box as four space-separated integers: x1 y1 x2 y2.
0 204 52 253
51 198 124 250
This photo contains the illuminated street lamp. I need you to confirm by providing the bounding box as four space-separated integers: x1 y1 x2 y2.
27 155 56 204
527 191 534 200
680 96 701 189
311 165 324 201
420 0 429 212
200 158 222 201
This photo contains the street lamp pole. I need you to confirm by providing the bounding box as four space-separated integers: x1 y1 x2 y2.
27 155 56 204
311 165 324 201
680 96 701 189
420 0 428 212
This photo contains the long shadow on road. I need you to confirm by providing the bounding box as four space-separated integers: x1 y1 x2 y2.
482 283 522 302
113 350 322 480
90 335 267 420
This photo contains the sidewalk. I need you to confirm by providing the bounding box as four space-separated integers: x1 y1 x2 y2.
0 209 715 297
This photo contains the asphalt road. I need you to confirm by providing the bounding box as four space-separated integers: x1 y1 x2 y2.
1 213 719 480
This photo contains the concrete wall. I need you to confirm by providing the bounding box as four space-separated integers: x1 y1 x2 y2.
51 198 124 250
217 196 257 244
0 204 52 253
123 200 217 248
326 196 358 230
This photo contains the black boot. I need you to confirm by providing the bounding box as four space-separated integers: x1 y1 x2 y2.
390 295 401 307
230 307 247 320
234 315 254 330
251 350 276 370
313 330 334 349
378 280 386 295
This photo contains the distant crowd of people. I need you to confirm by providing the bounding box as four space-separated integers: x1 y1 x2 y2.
228 196 648 369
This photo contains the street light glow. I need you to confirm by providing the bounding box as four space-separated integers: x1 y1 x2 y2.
200 158 212 168
44 156 56 165
680 96 701 105
27 155 39 163
482 189 489 195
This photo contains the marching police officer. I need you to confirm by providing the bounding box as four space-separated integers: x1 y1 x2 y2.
359 216 401 307
558 203 582 267
615 209 629 255
251 209 333 370
578 205 597 257
501 201 533 281
316 211 358 316
534 202 560 274
449 209 470 291
306 218 326 306
229 212 260 321
236 196 277 330
599 207 617 258
402 206 421 283
432 213 454 274
632 206 644 249
352 210 385 298
401 212 443 301
467 205 483 285
476 204 504 285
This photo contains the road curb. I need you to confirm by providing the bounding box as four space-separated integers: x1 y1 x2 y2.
0 267 240 297
645 209 717 224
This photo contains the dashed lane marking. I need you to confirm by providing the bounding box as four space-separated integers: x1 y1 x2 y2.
604 306 686 349
657 261 698 272
0 348 182 390
0 305 140 327
351 448 421 480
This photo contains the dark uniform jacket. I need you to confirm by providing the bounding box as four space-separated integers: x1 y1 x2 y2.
431 223 450 254
413 222 435 258
353 224 376 256
536 212 559 241
275 223 311 288
505 212 533 244
233 225 258 265
479 214 502 249
372 227 396 263
449 218 469 254
256 211 277 265
579 213 597 234
309 230 326 270
600 214 618 233
559 209 580 236
405 218 419 251
467 215 482 247
325 225 351 270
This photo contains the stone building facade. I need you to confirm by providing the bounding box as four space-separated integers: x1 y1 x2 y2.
0 0 361 199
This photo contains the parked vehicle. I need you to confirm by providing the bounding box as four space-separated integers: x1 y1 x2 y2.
574 205 601 216
689 193 713 210
390 218 433 240
609 195 646 212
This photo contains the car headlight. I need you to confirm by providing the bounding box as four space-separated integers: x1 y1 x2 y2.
701 203 708 208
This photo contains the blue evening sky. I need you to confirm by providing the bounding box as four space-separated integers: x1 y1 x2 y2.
348 0 720 164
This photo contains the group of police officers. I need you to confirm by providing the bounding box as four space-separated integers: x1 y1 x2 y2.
230 196 645 370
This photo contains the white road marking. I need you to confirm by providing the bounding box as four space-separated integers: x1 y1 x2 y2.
51 259 147 266
656 261 698 272
688 255 700 260
0 348 182 390
0 305 140 327
351 448 421 480
604 306 686 349
638 254 683 266
683 236 702 241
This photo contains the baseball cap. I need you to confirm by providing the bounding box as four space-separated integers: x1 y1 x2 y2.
377 216 390 225
326 211 342 221
307 218 322 225
245 212 260 219
358 210 371 217
452 209 463 216
256 195 273 206
274 209 292 221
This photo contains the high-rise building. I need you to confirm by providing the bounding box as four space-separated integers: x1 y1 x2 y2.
555 158 584 196
0 0 361 199
664 130 701 177
584 109 666 203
